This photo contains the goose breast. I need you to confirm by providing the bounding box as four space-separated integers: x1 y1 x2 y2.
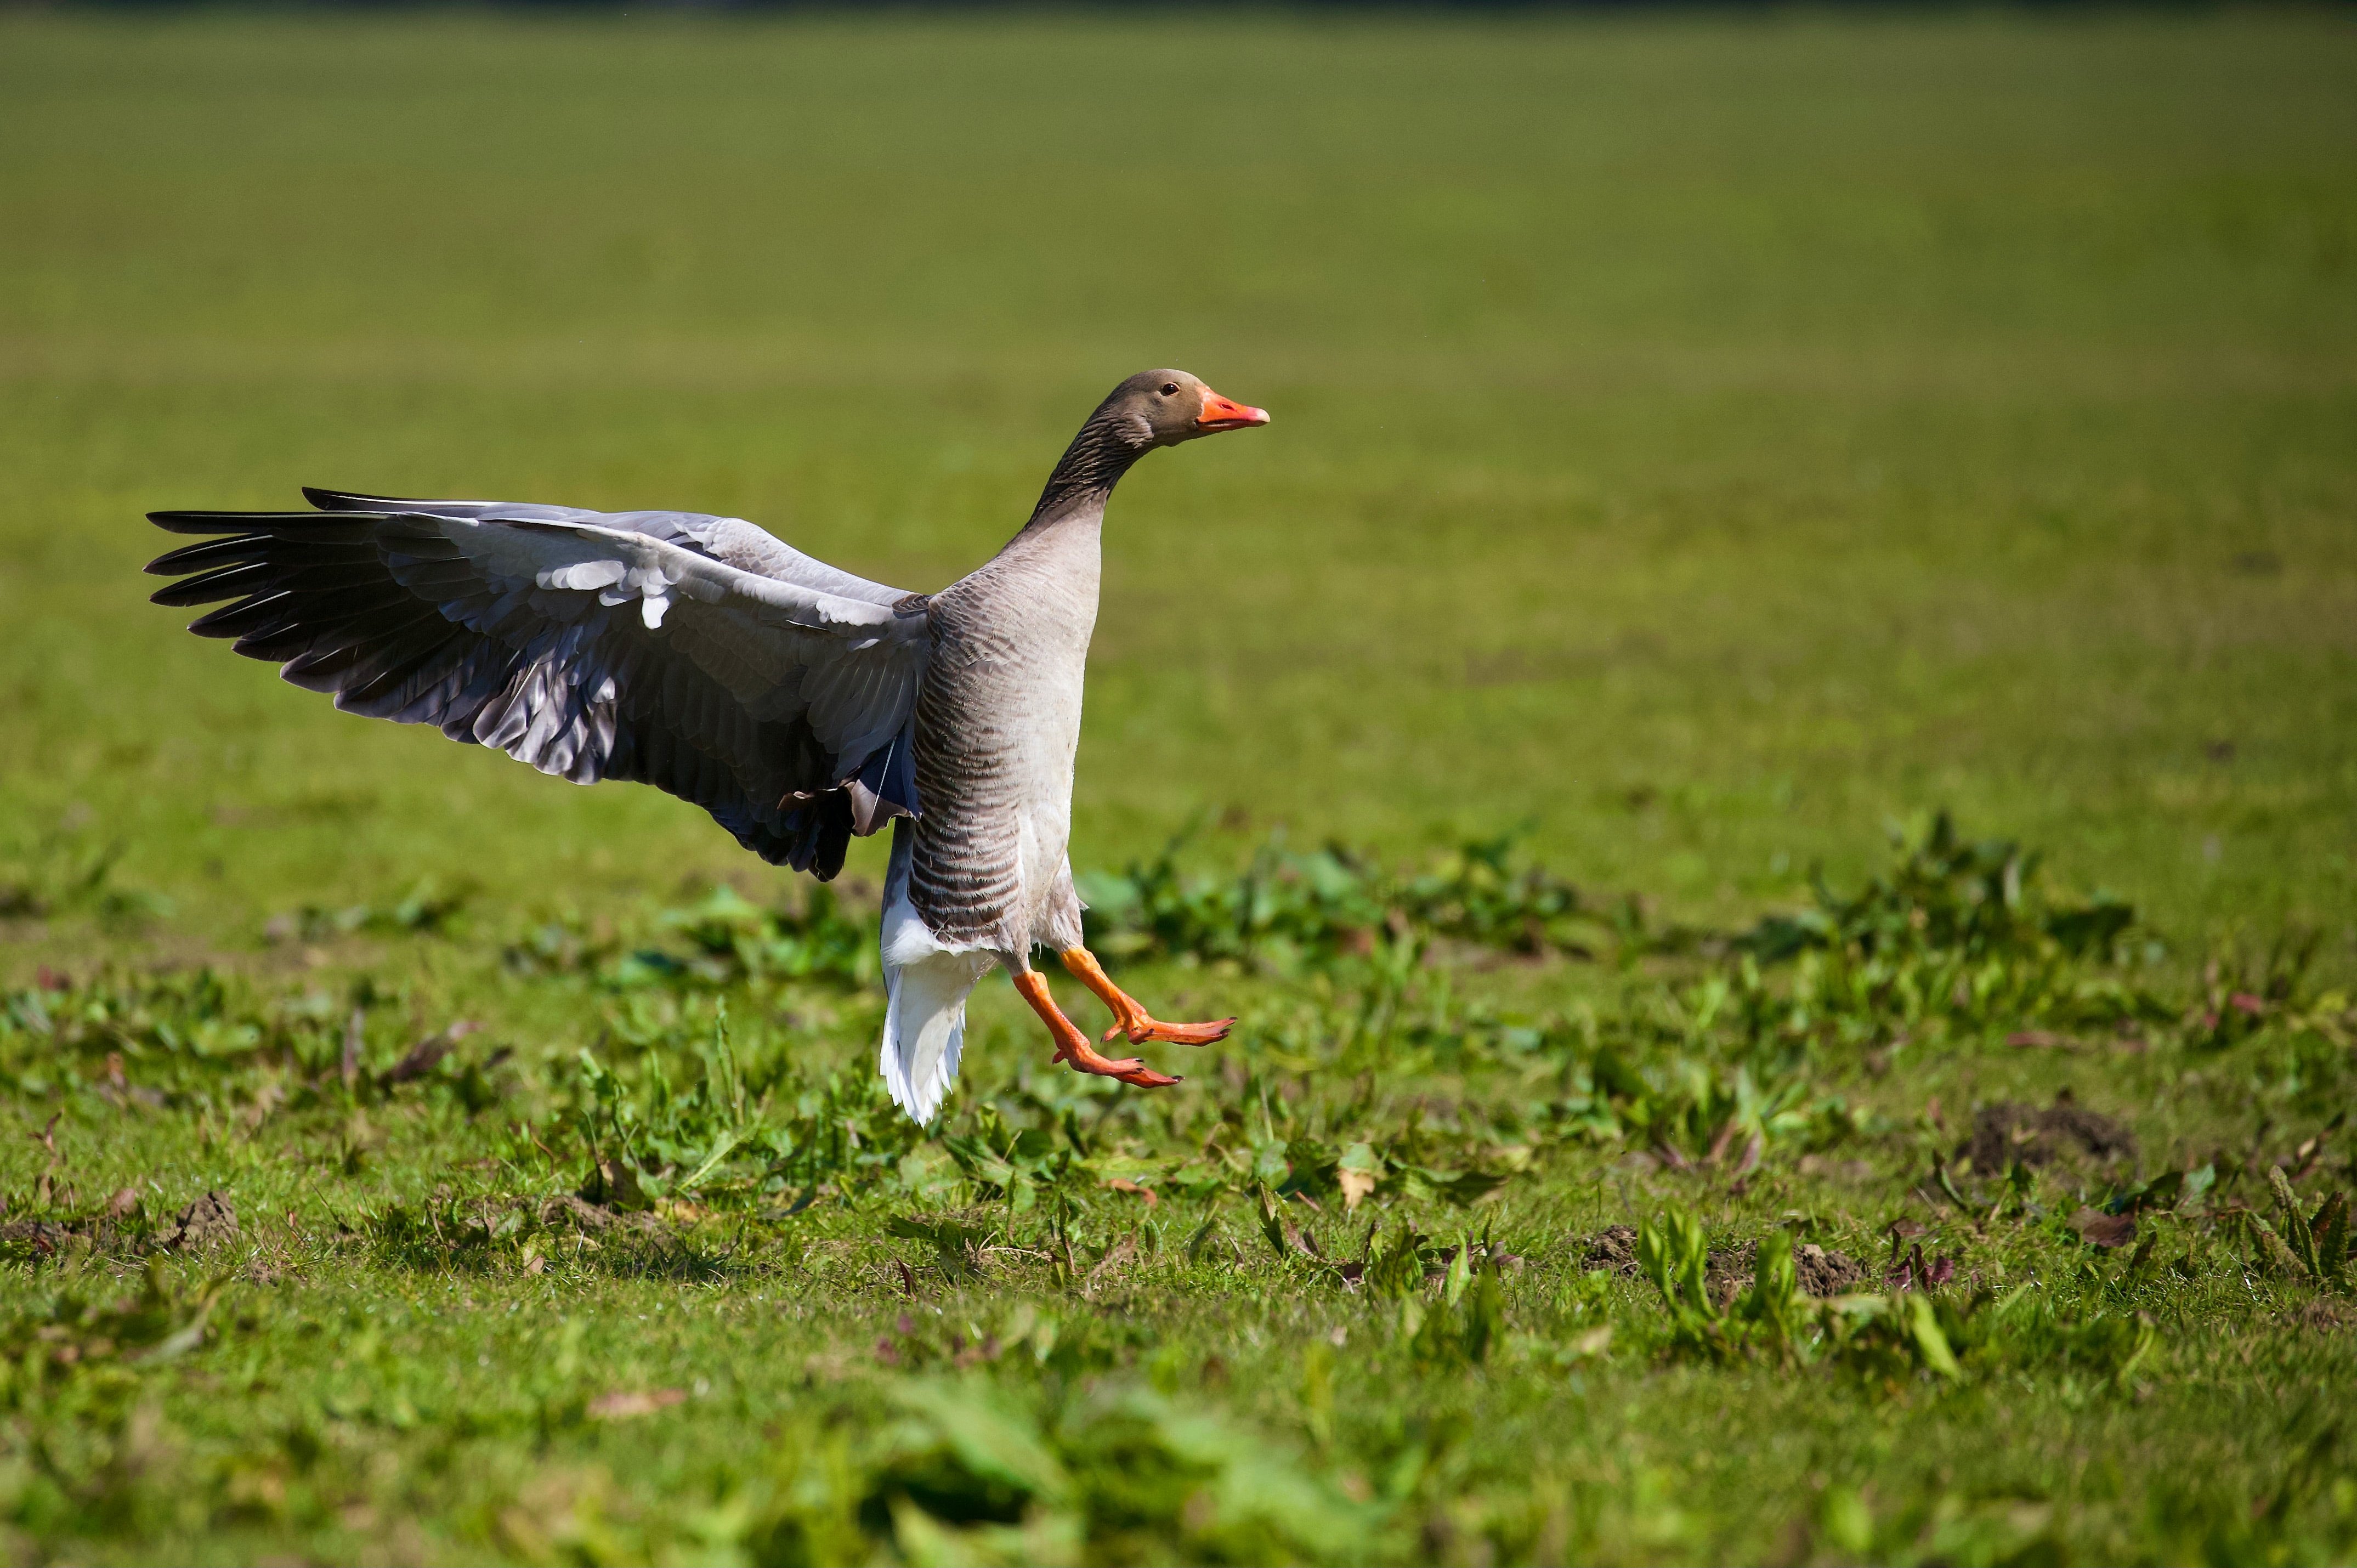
905 516 1101 958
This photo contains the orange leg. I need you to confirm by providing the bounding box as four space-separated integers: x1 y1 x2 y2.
1060 948 1237 1049
1011 970 1182 1089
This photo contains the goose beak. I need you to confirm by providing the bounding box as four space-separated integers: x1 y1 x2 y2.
1195 389 1270 433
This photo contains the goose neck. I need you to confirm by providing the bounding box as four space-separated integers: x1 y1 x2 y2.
1022 410 1146 532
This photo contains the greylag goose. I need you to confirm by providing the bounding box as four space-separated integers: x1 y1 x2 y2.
145 370 1270 1123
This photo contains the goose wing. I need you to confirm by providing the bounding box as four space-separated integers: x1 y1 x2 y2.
146 488 928 878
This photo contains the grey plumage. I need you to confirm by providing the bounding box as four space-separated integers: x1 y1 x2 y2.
147 489 926 877
146 370 1266 1124
906 512 1100 957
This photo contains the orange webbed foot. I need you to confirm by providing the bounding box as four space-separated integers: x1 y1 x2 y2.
1057 1034 1184 1089
1099 1014 1237 1048
1013 970 1183 1090
1058 947 1234 1049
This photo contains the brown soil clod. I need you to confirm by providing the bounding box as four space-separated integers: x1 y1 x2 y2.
539 1193 671 1238
1792 1244 1874 1297
1579 1225 1639 1275
154 1190 240 1251
0 1219 82 1255
1704 1240 1872 1304
542 1193 620 1232
4 1188 246 1259
1961 1097 2135 1170
1578 1226 1868 1300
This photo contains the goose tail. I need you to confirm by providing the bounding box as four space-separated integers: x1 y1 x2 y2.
878 826 990 1125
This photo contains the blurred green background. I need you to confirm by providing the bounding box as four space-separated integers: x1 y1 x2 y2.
3 9 2353 956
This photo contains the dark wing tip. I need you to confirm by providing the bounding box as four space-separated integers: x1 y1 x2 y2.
185 590 292 640
147 510 256 536
304 486 433 511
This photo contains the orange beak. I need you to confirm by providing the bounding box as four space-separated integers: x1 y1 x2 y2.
1195 387 1270 433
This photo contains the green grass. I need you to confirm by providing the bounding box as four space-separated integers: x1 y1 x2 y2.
2 8 2356 1564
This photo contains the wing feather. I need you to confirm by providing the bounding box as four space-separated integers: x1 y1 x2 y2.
148 492 931 877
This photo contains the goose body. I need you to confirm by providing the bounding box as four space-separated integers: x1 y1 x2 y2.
880 497 1104 1119
145 370 1267 1123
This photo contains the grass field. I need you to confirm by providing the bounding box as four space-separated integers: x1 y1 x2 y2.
3 9 2356 1564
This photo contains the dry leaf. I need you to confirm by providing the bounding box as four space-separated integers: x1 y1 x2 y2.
1104 1177 1158 1208
2072 1208 2137 1249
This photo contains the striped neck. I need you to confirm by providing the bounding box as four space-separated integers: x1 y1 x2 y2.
1023 407 1148 530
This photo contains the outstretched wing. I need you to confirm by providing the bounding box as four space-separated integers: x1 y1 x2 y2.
146 488 928 879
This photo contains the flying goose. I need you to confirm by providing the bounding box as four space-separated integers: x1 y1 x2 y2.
146 370 1269 1123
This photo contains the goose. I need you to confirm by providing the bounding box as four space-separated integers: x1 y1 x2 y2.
145 370 1268 1124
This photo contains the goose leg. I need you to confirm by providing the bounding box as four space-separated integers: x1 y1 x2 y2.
1011 970 1182 1089
1059 948 1237 1048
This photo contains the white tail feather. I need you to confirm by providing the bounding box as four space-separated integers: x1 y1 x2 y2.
881 947 986 1124
878 822 993 1125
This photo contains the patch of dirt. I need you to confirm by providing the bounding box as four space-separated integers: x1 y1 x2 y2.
1961 1096 2134 1171
1578 1225 1639 1275
1792 1244 1874 1296
2 1187 235 1258
155 1190 240 1250
1704 1241 1873 1305
1578 1226 1868 1300
542 1193 622 1232
0 1218 107 1255
535 1194 678 1239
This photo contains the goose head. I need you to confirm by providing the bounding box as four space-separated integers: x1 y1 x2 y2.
1028 369 1269 523
1108 368 1270 449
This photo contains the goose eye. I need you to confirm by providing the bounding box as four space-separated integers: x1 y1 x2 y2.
1160 383 1179 397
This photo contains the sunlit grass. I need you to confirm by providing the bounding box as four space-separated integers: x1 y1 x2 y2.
2 9 2356 1563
